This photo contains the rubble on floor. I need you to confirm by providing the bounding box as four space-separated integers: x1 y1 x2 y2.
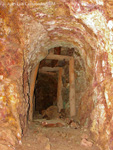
16 117 100 150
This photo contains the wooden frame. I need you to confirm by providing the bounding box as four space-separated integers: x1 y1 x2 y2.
57 68 63 112
69 57 76 116
29 64 39 121
29 54 76 121
46 54 76 116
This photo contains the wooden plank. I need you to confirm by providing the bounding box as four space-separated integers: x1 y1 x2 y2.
39 71 57 75
29 63 39 121
46 54 72 61
69 57 76 117
57 68 63 112
39 67 61 72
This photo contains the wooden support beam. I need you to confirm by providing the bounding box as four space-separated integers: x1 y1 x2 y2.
29 63 39 121
57 68 63 112
69 57 76 117
46 54 72 61
39 71 57 76
39 67 61 72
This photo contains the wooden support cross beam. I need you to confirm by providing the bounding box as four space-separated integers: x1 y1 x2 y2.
39 71 57 76
29 53 76 120
39 67 61 72
46 54 72 61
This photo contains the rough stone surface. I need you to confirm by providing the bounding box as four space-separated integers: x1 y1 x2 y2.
42 106 59 119
0 0 113 149
15 119 100 150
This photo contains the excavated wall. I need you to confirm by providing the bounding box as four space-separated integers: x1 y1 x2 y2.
0 0 113 149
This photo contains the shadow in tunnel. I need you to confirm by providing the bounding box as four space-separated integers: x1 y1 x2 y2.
33 71 58 119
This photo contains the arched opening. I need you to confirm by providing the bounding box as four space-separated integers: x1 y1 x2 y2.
16 44 100 150
31 46 77 120
29 45 90 123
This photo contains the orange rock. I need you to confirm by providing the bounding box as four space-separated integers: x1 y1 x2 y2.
81 133 89 140
70 122 79 129
0 144 13 150
42 106 59 119
81 139 93 147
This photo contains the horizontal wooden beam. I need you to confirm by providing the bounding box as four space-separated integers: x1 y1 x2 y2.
39 71 57 75
46 54 72 61
39 67 62 72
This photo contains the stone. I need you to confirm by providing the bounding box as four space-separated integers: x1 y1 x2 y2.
0 144 13 150
37 133 51 150
45 143 51 150
81 139 93 147
42 106 59 119
70 121 79 129
81 133 89 140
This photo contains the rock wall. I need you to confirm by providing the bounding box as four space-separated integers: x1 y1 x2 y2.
0 0 113 149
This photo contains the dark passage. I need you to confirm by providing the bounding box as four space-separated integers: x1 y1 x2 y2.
34 73 58 114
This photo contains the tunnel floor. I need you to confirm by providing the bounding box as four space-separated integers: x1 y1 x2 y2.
16 115 100 150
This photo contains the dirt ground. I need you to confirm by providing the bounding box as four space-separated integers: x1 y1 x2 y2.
16 117 101 150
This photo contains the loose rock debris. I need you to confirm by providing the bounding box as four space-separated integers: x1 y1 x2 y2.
16 117 100 150
41 122 65 128
42 106 59 119
81 138 93 147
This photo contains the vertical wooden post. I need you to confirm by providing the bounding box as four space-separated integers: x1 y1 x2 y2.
69 57 76 117
29 63 39 121
57 68 63 112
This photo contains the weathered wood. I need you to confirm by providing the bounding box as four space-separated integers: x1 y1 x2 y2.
29 63 39 121
51 47 61 67
54 47 61 55
46 54 72 61
69 57 76 117
57 68 63 112
39 70 57 75
39 67 61 72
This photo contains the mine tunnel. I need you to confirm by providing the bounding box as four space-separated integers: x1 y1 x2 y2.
33 47 75 120
1 0 113 150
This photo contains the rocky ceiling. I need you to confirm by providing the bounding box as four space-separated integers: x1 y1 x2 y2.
0 0 113 150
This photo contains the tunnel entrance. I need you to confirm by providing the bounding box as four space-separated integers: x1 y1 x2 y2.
18 46 100 150
31 47 76 120
17 46 100 150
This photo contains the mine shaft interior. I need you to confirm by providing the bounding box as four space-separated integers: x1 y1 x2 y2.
33 47 72 119
1 1 113 150
17 46 100 150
